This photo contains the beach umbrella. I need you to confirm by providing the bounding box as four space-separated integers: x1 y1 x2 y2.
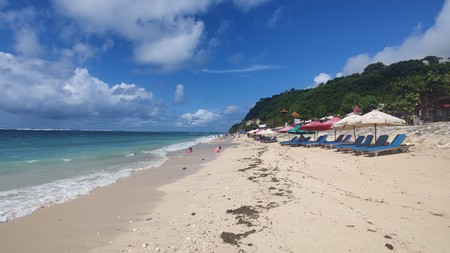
332 113 363 141
277 125 294 133
287 125 315 137
287 125 301 133
300 121 322 131
301 117 340 131
256 129 276 136
300 121 324 140
319 116 341 130
319 116 341 139
358 109 406 139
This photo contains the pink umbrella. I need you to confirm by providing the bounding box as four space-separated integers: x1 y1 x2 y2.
277 125 294 133
318 116 341 131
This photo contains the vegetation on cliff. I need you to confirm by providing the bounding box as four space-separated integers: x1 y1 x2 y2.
229 56 450 133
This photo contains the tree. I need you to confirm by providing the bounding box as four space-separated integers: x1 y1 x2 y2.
359 95 379 113
363 62 385 73
392 70 450 117
315 105 327 118
340 92 361 114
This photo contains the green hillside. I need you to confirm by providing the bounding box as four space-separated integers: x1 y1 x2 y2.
229 56 450 133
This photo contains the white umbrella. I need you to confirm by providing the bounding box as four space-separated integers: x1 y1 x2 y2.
358 110 406 139
332 113 363 141
256 129 276 136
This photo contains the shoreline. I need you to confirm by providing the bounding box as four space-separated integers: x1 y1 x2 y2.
0 138 234 252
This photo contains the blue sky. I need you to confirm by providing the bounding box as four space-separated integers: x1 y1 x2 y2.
0 0 449 132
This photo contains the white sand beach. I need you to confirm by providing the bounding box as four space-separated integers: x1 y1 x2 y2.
1 123 449 252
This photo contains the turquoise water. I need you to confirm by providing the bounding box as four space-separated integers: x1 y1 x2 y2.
0 129 217 222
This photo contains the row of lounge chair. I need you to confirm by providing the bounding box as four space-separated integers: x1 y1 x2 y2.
279 133 408 156
254 135 278 143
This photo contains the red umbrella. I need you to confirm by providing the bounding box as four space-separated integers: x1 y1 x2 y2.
300 121 323 131
319 117 341 131
301 117 341 139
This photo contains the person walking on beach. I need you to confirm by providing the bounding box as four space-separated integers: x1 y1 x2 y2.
215 146 221 154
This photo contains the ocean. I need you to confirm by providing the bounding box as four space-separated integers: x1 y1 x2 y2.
0 129 218 222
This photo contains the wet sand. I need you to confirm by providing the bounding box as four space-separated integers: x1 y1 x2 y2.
0 139 232 252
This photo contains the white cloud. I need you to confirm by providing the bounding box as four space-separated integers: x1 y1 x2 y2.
267 7 283 28
200 64 278 74
0 0 7 9
52 0 217 71
133 21 204 71
314 73 331 85
179 109 220 126
174 83 186 104
343 0 450 74
233 0 270 12
0 52 157 121
14 27 42 57
227 52 246 64
223 105 240 116
0 7 43 57
2 1 271 72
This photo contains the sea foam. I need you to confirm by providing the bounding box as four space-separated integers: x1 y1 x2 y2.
0 134 217 223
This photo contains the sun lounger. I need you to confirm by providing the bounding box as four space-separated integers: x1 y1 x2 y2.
351 135 389 153
299 135 328 147
261 136 277 143
356 134 407 156
336 135 373 152
279 136 298 145
322 135 352 148
290 136 312 146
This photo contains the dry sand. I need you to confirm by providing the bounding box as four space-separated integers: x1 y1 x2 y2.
1 123 450 253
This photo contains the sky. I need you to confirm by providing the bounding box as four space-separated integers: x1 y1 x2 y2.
0 0 449 132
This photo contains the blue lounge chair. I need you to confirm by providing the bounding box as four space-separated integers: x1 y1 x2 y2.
351 135 389 153
336 135 373 152
279 136 298 145
300 135 328 147
322 135 352 148
261 136 277 143
357 134 407 156
290 136 312 146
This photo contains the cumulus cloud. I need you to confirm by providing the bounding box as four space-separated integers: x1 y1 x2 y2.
0 52 157 122
52 0 216 71
174 83 186 104
233 0 270 12
0 7 43 57
2 1 271 72
179 109 220 126
342 0 450 74
313 73 331 85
